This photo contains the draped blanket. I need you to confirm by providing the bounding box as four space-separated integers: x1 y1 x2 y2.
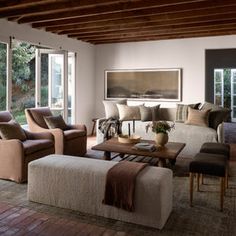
103 161 148 212
224 122 236 143
98 118 121 140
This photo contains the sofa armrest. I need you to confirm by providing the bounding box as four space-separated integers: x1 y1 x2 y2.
24 130 54 141
67 124 87 133
217 123 223 143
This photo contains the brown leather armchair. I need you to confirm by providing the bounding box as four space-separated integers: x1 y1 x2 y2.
25 107 87 156
0 111 54 183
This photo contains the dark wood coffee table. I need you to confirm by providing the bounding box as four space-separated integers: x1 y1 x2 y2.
92 138 185 167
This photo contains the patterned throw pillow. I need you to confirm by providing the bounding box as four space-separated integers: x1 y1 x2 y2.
185 107 210 127
116 104 141 121
0 120 27 141
139 104 160 121
175 103 201 123
44 115 68 130
103 99 127 119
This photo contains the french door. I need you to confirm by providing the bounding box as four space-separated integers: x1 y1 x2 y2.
36 49 74 123
231 69 236 122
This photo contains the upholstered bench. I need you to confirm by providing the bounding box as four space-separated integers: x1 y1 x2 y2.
200 142 230 159
189 153 227 211
28 155 173 229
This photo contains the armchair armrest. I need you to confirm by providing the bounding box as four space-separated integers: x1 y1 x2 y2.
67 124 87 133
0 139 24 182
49 128 64 154
217 123 223 143
24 130 54 141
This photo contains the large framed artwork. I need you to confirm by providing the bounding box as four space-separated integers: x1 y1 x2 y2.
105 68 182 101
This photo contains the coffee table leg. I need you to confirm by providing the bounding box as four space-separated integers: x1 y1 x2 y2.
158 158 166 167
103 151 111 160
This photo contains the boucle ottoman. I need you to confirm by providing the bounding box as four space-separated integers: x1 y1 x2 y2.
28 155 173 229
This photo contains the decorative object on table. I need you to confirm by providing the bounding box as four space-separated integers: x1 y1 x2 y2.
133 142 156 152
118 134 141 144
146 121 175 147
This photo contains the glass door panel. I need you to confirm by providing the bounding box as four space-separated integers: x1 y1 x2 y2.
0 42 7 110
231 69 236 121
36 49 69 121
214 69 224 107
12 40 36 124
49 54 64 113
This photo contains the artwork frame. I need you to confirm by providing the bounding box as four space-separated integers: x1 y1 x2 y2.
104 68 182 101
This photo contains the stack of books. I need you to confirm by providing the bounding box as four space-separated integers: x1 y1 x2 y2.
133 142 156 152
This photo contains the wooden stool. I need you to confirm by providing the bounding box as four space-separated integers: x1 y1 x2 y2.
189 153 227 211
91 118 98 136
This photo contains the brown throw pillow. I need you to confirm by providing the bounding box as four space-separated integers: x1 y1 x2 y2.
185 107 210 127
0 120 27 141
139 104 160 121
44 115 68 130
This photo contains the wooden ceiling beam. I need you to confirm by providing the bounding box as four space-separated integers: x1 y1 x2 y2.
75 24 236 41
62 18 236 37
16 0 208 24
0 0 53 8
0 0 141 18
87 30 236 44
50 12 236 35
32 0 236 29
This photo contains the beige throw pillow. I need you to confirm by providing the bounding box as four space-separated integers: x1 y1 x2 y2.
0 120 27 141
185 107 210 127
103 99 127 119
44 115 68 130
117 104 141 121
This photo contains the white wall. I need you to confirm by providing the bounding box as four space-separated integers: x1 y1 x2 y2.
0 19 95 130
95 35 236 118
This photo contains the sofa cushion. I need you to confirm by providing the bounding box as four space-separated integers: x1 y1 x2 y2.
185 107 210 127
44 115 68 130
23 139 54 155
103 100 127 119
0 120 27 141
64 130 86 140
201 102 231 130
175 103 201 123
139 104 160 121
29 108 53 129
117 104 141 121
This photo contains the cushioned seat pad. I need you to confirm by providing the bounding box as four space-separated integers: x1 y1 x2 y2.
23 140 54 155
200 142 230 159
189 153 227 177
63 130 86 140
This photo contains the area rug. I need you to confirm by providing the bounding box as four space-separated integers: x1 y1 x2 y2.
0 151 235 235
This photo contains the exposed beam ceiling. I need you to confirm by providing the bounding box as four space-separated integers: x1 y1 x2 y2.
1 0 236 44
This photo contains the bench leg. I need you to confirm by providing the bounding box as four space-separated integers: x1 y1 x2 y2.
190 172 194 207
220 177 224 211
225 167 229 189
197 173 200 191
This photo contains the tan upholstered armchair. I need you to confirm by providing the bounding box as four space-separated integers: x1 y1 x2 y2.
25 107 87 156
0 111 54 183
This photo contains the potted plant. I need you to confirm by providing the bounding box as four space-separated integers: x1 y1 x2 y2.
146 121 175 147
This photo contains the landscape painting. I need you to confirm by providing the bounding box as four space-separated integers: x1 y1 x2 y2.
105 68 182 101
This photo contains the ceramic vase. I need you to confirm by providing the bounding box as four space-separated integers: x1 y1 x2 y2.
155 133 168 147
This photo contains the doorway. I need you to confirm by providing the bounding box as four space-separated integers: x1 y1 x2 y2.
214 68 236 121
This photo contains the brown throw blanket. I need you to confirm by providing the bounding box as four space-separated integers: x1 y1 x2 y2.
103 161 148 212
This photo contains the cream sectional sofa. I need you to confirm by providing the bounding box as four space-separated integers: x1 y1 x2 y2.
96 108 222 158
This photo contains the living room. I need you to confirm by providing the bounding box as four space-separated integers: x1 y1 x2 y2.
0 1 236 235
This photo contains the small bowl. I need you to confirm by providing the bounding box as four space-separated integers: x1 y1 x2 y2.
118 134 141 144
